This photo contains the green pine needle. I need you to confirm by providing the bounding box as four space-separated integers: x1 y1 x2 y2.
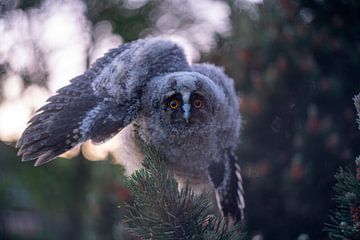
122 144 245 240
324 94 360 240
324 167 360 240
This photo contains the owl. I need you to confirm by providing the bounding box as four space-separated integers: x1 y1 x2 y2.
16 37 245 226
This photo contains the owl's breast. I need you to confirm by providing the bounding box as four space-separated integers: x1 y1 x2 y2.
134 116 227 183
159 131 220 181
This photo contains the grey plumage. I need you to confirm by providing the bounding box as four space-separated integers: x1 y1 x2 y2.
16 37 245 225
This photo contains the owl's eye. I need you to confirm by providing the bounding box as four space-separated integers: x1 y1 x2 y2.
193 98 202 108
168 99 180 109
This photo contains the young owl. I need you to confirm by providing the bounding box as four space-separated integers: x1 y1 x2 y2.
16 37 245 225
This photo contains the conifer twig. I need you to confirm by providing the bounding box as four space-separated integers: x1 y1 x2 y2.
122 144 245 239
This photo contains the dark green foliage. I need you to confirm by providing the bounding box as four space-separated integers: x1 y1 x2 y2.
86 1 152 42
354 94 360 130
324 94 360 239
207 1 360 238
324 166 360 240
123 145 245 240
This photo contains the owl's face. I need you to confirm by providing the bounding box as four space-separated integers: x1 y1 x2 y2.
161 89 212 127
145 72 222 134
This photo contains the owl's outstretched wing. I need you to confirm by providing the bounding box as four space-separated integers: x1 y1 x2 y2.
16 38 190 166
208 151 245 228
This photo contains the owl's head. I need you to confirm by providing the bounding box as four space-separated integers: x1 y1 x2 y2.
144 72 225 132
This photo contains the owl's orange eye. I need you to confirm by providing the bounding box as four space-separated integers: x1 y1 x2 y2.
193 98 202 108
169 99 180 109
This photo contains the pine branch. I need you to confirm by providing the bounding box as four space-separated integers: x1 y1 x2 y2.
353 94 360 130
122 144 245 240
324 95 360 239
324 166 360 240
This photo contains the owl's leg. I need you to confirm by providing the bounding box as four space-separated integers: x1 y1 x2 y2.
208 151 245 228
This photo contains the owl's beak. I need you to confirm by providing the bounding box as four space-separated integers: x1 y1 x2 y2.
182 103 191 123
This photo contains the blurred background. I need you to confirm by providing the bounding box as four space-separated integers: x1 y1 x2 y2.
0 0 359 239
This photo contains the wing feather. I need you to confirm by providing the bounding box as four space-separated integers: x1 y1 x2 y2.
17 37 190 166
208 151 245 228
